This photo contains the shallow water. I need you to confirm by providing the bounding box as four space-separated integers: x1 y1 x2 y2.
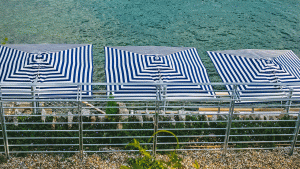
1 0 299 82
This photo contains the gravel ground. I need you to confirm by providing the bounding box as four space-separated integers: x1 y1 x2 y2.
0 149 299 168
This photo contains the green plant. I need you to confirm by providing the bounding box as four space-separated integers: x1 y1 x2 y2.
121 130 183 169
193 160 200 169
106 94 118 121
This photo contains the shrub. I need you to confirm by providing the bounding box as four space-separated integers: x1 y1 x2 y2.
120 130 183 169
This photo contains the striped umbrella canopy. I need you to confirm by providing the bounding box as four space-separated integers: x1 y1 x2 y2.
105 46 214 99
0 44 93 98
207 49 300 99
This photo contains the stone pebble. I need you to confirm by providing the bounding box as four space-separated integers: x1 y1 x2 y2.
0 149 299 168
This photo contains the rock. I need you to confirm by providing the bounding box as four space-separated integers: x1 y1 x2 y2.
52 112 56 130
41 109 47 123
13 109 22 126
91 114 96 126
145 109 153 120
98 115 106 122
82 109 90 119
0 149 299 168
68 112 73 128
117 102 129 121
269 115 277 120
117 123 123 130
130 110 134 116
170 113 176 126
116 102 130 130
136 114 143 127
13 116 18 126
178 109 186 122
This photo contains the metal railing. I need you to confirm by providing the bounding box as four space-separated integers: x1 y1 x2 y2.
0 82 300 158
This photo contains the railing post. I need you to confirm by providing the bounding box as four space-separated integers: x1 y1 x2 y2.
162 85 167 113
223 85 237 155
286 88 293 114
217 98 221 114
153 82 161 156
0 85 9 158
289 110 300 155
31 84 37 114
78 85 83 158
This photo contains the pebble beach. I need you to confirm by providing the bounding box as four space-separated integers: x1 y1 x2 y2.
1 149 299 168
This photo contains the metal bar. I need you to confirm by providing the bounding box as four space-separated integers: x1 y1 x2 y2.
286 88 293 114
228 147 287 150
0 85 9 158
157 148 223 152
83 135 225 139
228 134 293 137
78 85 83 158
289 110 300 155
7 130 79 132
84 129 154 132
232 120 296 122
5 122 80 125
158 128 227 131
9 151 79 153
231 127 294 130
153 84 161 156
83 136 152 139
157 135 225 138
8 137 79 140
1 82 300 155
9 144 79 147
158 120 228 123
223 85 236 155
84 143 153 146
31 85 37 114
85 150 141 153
2 81 300 86
218 100 221 113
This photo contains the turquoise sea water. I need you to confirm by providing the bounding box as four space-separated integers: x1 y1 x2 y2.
0 0 299 82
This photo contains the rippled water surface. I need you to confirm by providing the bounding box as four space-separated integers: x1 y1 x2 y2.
1 0 299 82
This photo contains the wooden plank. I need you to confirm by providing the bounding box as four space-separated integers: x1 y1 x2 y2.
198 107 285 112
215 92 230 96
254 108 284 112
290 108 300 112
82 101 106 114
198 108 252 112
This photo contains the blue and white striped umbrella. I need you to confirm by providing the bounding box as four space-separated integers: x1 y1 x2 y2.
0 44 93 97
207 49 300 99
105 46 214 99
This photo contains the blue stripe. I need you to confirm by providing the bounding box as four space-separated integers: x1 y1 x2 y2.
0 44 93 97
208 50 300 99
105 47 214 98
